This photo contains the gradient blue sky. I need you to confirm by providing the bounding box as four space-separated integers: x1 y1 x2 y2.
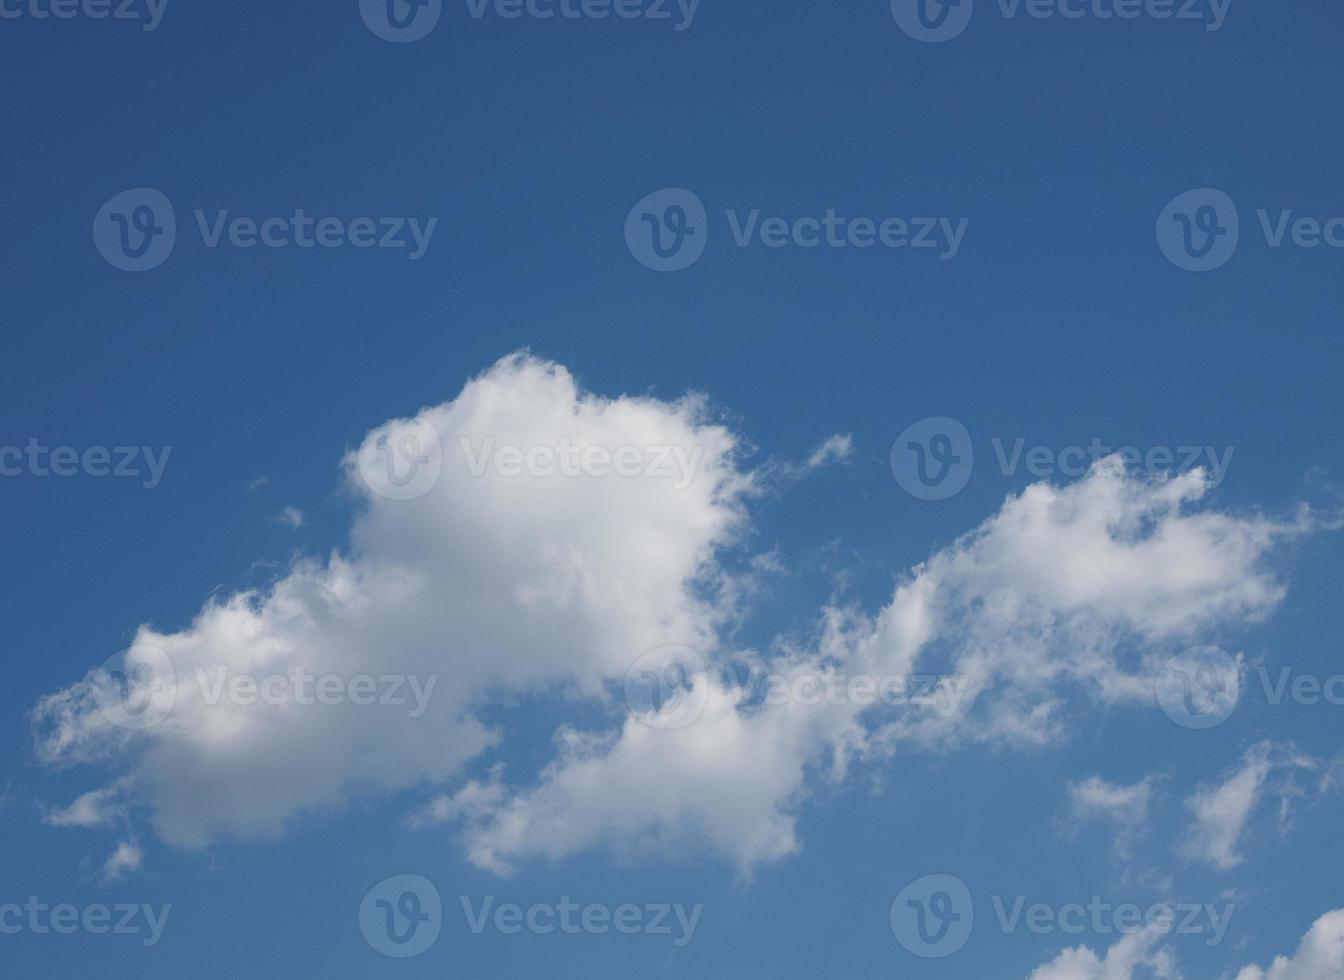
3 1 1344 977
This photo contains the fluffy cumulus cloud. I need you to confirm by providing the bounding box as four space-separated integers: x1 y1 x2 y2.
30 354 1324 876
1234 910 1344 980
415 388 1314 874
32 354 750 850
1025 928 1178 980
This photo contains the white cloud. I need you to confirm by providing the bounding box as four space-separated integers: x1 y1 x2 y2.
1026 928 1179 980
29 355 1326 877
42 785 124 829
1064 775 1158 858
805 433 853 469
272 506 304 529
102 840 143 881
1181 741 1317 870
32 354 751 850
1026 910 1344 980
430 454 1314 875
1234 910 1344 980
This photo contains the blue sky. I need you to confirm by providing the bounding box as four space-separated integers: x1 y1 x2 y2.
3 1 1344 977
